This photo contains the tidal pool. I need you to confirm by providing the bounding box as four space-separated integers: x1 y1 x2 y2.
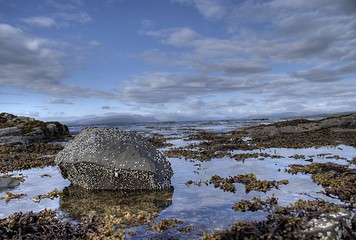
1 120 355 239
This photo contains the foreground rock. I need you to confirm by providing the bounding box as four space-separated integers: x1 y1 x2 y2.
0 113 70 146
55 127 173 190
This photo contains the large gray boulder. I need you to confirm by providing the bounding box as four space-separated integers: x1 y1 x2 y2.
55 127 173 190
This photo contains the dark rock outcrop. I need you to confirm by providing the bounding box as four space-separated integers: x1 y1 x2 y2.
55 127 173 190
246 114 356 137
0 113 70 146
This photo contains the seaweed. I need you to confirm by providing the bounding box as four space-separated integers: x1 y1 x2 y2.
209 173 289 193
149 218 183 233
0 192 26 202
31 188 62 203
288 162 356 203
206 198 350 240
0 143 63 173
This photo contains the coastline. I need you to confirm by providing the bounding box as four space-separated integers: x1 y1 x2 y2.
0 113 355 239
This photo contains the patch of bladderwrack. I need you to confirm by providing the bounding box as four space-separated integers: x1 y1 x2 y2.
288 162 356 204
164 115 356 161
0 143 63 173
186 173 289 194
164 117 356 238
204 197 353 239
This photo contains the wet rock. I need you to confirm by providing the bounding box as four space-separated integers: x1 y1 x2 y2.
55 127 173 190
303 211 352 240
0 176 21 189
0 112 70 146
246 114 356 137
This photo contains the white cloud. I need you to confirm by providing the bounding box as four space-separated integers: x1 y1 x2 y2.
120 72 268 104
141 19 155 29
142 27 200 47
56 10 91 23
87 40 101 47
0 24 115 99
23 16 57 28
135 0 356 116
172 0 226 20
24 111 40 118
165 28 200 47
45 98 74 105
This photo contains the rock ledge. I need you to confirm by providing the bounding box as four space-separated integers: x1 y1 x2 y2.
0 113 70 145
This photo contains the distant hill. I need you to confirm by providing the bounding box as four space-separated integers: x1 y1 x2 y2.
65 114 158 126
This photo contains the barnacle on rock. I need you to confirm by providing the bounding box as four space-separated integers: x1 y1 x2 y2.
207 197 350 240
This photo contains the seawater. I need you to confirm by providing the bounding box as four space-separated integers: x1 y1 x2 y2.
1 120 355 239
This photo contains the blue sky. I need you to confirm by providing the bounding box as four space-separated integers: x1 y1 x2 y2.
1 0 356 121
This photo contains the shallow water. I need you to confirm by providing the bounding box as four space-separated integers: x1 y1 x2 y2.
1 120 355 238
0 166 70 219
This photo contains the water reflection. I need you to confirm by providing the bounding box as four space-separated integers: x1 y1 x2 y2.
59 185 174 228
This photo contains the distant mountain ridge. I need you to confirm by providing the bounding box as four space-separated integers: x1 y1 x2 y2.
65 114 158 126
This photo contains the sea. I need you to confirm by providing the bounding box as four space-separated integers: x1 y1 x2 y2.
1 119 355 239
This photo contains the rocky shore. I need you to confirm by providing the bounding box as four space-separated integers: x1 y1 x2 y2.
0 113 69 189
0 113 355 239
0 113 70 146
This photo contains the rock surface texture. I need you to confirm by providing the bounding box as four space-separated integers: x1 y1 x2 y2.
0 113 69 146
0 176 21 189
246 114 356 137
55 127 173 190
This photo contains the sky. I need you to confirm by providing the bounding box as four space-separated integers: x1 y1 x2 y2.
0 0 356 121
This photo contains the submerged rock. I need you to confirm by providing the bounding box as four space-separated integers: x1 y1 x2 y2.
55 127 173 190
60 185 173 228
0 176 21 189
